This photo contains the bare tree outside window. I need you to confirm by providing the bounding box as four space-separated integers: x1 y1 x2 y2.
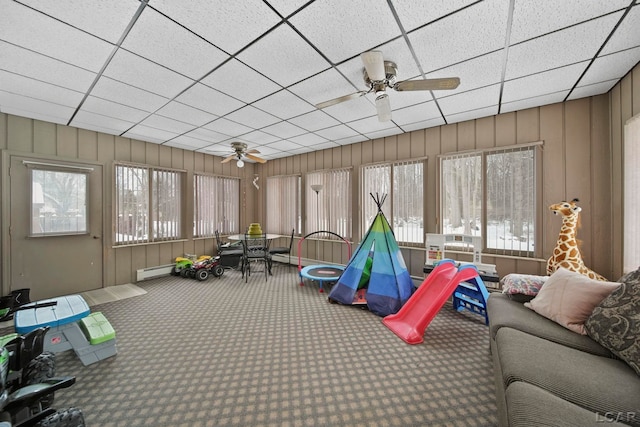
31 169 87 236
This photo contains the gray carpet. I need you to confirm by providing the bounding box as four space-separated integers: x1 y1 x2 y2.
24 266 497 426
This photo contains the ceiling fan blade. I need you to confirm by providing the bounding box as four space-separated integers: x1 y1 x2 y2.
375 93 392 122
395 77 460 91
315 91 368 109
245 153 267 164
360 51 386 81
221 154 236 164
246 148 261 154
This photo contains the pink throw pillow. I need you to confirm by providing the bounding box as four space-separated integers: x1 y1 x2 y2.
524 267 620 335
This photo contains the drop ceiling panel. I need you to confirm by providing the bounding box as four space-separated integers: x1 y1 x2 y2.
0 71 84 108
447 106 499 124
409 0 510 73
103 49 194 98
288 132 329 146
1 1 114 72
138 115 196 135
240 130 280 145
265 140 305 151
438 84 501 116
252 90 315 120
425 50 504 97
510 0 631 44
393 0 479 33
237 24 330 87
323 96 377 123
335 134 368 146
580 46 640 87
176 83 245 117
568 80 619 100
19 0 141 44
290 0 401 64
184 127 232 144
264 0 309 18
165 135 212 150
349 116 400 134
390 101 442 127
90 77 169 113
150 0 281 55
315 124 361 141
399 117 446 132
0 42 97 92
203 118 253 137
121 8 229 80
503 62 588 103
224 105 280 129
156 101 218 127
262 121 307 139
70 110 136 135
287 111 341 132
501 91 569 114
0 92 73 124
505 12 623 79
123 124 179 144
289 69 359 107
601 4 640 54
81 96 150 123
200 59 281 103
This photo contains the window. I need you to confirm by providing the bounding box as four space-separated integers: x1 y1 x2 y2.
266 175 301 235
624 114 640 273
194 174 240 237
115 164 183 244
361 159 425 246
306 168 351 239
440 144 538 256
30 167 88 236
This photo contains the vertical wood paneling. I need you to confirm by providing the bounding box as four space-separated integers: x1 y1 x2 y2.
114 136 131 161
384 135 398 161
409 129 425 158
129 139 145 164
360 140 373 165
476 116 495 149
56 125 78 158
424 127 440 234
634 65 640 116
78 129 98 161
0 114 7 150
33 120 56 155
372 138 385 162
115 247 133 284
457 121 475 151
495 112 516 147
159 145 172 167
440 124 457 153
396 133 410 159
7 116 32 152
146 244 160 268
516 108 539 143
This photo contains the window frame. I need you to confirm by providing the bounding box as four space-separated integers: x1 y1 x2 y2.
266 174 301 236
305 168 352 240
193 173 240 238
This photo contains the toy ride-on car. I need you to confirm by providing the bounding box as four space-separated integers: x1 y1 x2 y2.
171 254 212 277
189 256 225 281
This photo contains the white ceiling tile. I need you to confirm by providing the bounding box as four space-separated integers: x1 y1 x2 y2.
139 115 196 135
568 80 619 100
239 130 280 145
399 117 446 132
165 135 211 150
90 76 169 112
81 96 149 123
409 0 510 73
103 49 194 98
70 110 136 135
0 92 73 124
123 125 179 143
334 134 369 145
323 96 377 123
438 84 501 115
387 90 434 111
425 50 504 96
505 12 623 79
1 1 114 72
185 128 232 144
287 110 341 132
266 1 310 17
601 5 640 54
288 133 329 146
364 127 403 140
390 101 441 126
201 59 281 103
315 124 361 141
446 106 499 124
224 105 280 129
176 83 245 117
580 46 640 87
122 8 229 80
262 121 307 139
288 145 316 155
162 141 199 151
156 101 218 127
19 0 141 44
249 144 279 157
502 62 588 103
310 141 341 150
289 68 359 108
501 91 568 113
198 142 234 156
150 0 281 54
290 0 400 63
393 0 479 33
510 0 631 44
348 115 398 134
203 118 253 136
0 71 84 108
265 140 305 151
237 24 330 87
0 42 96 92
252 90 315 120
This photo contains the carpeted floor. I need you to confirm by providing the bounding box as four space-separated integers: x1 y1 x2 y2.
22 265 498 426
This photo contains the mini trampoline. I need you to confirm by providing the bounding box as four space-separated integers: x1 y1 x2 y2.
298 231 351 293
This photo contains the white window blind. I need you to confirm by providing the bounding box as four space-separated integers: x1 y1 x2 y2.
194 174 240 237
152 169 181 241
624 114 640 273
361 159 425 246
266 175 301 235
306 168 351 239
440 144 538 257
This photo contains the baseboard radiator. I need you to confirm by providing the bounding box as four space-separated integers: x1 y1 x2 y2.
136 264 174 282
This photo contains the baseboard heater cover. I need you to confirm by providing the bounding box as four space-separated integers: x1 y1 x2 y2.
136 264 174 282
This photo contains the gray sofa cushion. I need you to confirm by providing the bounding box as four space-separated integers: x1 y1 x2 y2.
487 293 612 357
495 327 640 425
586 267 640 375
505 381 632 427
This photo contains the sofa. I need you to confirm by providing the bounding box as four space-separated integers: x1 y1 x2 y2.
487 267 640 427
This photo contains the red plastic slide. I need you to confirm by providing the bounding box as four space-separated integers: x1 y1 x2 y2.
382 261 479 344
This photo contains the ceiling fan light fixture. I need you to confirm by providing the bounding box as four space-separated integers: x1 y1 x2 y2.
375 93 392 122
236 159 244 168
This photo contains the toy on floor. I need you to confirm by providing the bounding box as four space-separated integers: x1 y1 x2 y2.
0 288 31 322
546 198 607 281
188 255 225 281
171 253 212 277
382 260 485 344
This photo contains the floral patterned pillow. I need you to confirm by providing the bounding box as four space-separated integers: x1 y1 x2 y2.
501 274 549 296
585 266 640 375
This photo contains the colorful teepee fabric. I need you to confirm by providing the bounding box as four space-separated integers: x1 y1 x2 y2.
328 194 415 316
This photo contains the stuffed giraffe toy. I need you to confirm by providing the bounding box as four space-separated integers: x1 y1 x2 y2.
546 198 607 281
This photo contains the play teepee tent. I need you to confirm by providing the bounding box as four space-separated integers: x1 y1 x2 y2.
328 194 414 316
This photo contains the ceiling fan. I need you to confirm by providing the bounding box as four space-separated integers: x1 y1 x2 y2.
220 142 266 168
315 51 460 122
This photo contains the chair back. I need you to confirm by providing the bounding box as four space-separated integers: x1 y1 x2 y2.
243 233 268 258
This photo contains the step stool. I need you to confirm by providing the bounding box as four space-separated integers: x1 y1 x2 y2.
74 312 117 366
452 275 490 325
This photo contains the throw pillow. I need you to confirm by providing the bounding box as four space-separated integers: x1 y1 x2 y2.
524 267 620 335
501 273 548 296
585 266 640 375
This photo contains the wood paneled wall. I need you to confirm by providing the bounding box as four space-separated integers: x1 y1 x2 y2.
1 62 637 294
